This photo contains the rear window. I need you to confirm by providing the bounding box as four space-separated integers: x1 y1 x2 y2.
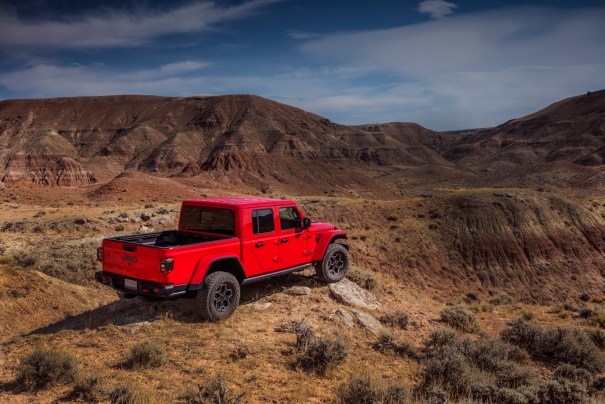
252 209 274 234
180 206 235 235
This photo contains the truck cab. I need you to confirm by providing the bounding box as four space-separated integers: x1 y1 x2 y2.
96 196 349 320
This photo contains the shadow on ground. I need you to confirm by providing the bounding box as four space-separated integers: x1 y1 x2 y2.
27 271 323 335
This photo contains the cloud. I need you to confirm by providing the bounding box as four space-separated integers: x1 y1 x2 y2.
417 0 457 19
159 60 209 74
297 6 605 129
286 30 320 40
0 0 281 48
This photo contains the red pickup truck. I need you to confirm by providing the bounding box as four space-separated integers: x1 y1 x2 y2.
95 197 349 320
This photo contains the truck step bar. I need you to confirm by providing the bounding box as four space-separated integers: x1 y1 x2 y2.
241 263 313 285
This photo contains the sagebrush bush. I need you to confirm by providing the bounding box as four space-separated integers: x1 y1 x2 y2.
373 333 417 359
501 318 604 373
73 374 107 402
130 341 166 369
338 375 408 404
297 336 347 376
347 267 377 291
420 345 472 398
183 376 245 404
535 379 589 403
489 292 514 305
17 347 77 389
379 311 409 329
109 384 135 404
554 364 592 386
440 304 478 332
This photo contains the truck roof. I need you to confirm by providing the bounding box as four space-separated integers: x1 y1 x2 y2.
183 196 297 209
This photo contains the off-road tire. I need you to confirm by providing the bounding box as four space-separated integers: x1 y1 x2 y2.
196 271 241 321
316 243 349 283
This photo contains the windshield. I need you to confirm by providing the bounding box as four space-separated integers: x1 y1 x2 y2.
179 205 236 236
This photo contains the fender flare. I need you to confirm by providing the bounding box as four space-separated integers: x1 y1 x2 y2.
188 255 246 289
312 230 348 262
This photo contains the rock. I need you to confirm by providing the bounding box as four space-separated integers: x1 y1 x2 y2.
119 212 128 218
74 218 87 225
138 225 153 233
131 217 142 223
117 217 128 223
140 212 151 221
285 286 311 296
329 278 381 310
352 310 384 336
335 308 356 328
158 217 167 225
250 302 272 310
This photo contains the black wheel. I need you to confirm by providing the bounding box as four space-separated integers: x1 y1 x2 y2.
196 271 240 321
316 243 349 283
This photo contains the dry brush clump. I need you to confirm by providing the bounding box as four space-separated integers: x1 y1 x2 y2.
439 304 478 332
373 333 418 359
72 374 108 402
347 267 378 291
338 374 409 404
16 347 78 390
182 376 245 404
130 340 167 369
291 320 347 376
379 311 409 329
501 318 605 373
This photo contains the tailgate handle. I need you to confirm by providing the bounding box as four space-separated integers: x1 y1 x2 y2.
255 242 265 248
123 244 137 252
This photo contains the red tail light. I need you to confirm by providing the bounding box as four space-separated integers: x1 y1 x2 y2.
97 247 103 261
160 258 174 273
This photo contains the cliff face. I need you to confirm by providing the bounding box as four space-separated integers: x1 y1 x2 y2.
0 94 445 185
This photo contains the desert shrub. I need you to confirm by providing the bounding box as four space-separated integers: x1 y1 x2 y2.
73 374 107 402
338 375 408 404
489 292 514 305
440 305 478 332
420 345 472 398
294 320 314 351
379 311 409 329
501 318 604 373
0 255 12 265
347 267 377 291
372 333 417 359
468 302 494 313
109 385 135 404
535 380 588 403
495 363 532 388
13 253 37 267
130 341 166 369
387 214 399 222
495 388 531 404
297 336 347 376
521 310 534 321
590 376 605 393
17 347 77 389
183 376 245 404
554 364 592 386
466 337 529 373
579 308 594 319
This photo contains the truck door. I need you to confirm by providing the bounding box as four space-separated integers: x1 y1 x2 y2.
277 206 310 269
242 207 280 276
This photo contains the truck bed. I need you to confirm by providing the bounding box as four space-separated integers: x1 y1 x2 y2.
107 230 229 248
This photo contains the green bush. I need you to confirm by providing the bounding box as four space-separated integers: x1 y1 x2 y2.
440 304 478 332
130 341 166 369
17 347 77 390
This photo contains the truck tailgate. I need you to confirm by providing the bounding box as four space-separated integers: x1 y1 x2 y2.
102 239 168 283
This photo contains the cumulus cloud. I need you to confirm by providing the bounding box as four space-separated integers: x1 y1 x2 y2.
0 0 281 48
417 0 457 19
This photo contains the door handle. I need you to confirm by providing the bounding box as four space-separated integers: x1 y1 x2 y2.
281 238 289 244
255 242 265 248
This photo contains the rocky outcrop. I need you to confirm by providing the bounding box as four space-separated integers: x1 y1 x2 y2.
2 154 96 186
329 279 381 310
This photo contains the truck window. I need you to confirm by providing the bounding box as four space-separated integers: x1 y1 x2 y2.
180 206 235 235
279 207 301 230
252 209 274 234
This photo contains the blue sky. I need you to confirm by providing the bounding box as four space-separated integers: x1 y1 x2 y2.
0 0 604 130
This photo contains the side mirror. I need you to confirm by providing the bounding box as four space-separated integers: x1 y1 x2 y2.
302 217 312 229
